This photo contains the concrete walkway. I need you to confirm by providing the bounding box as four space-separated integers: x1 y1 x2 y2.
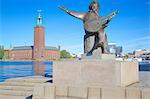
0 76 52 99
128 72 150 88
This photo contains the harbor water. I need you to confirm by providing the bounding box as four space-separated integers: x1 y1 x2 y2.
0 61 149 82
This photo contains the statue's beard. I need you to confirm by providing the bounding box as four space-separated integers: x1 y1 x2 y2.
91 9 99 16
92 9 98 12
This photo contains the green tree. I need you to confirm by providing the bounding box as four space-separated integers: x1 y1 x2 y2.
123 54 128 59
0 45 4 59
60 50 72 59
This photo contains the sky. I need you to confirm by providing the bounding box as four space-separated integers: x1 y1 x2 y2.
0 0 150 54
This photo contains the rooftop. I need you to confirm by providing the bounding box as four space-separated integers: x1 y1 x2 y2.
12 46 59 50
12 46 33 50
45 46 59 50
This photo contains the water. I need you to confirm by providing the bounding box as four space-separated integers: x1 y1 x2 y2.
0 61 53 82
0 61 150 82
139 62 150 71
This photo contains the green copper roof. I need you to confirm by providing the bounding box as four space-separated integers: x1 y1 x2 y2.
12 46 59 50
45 46 59 50
12 46 33 50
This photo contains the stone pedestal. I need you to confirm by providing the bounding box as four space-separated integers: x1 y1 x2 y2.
82 53 116 60
82 47 116 60
53 60 139 87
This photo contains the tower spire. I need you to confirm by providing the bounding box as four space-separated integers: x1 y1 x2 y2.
37 10 42 27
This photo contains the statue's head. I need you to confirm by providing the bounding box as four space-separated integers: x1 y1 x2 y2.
89 1 100 11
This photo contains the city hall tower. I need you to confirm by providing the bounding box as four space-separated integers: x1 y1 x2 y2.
33 10 45 59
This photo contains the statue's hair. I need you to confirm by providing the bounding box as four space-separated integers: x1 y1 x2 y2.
89 1 100 10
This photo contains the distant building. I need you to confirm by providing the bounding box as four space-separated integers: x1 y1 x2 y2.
133 49 150 58
108 43 116 54
107 43 122 56
116 46 123 55
140 53 150 61
8 10 60 60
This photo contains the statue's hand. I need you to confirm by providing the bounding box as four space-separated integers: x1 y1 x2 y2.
59 6 69 13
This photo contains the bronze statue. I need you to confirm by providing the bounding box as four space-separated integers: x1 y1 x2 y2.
59 1 118 56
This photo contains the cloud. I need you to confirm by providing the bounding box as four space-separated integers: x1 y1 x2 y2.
123 36 150 45
125 41 150 48
134 36 150 41
122 36 150 53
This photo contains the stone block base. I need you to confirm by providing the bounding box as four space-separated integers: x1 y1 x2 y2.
32 84 150 99
53 60 139 87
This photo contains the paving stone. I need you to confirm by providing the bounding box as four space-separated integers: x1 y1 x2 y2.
126 88 141 99
56 96 84 99
56 86 68 96
32 97 50 99
44 84 55 99
0 85 33 91
101 87 125 99
88 87 101 99
0 95 27 99
142 88 150 99
68 87 87 99
33 84 45 97
0 89 32 96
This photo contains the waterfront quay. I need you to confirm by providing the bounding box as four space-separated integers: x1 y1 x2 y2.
0 71 149 99
0 59 150 99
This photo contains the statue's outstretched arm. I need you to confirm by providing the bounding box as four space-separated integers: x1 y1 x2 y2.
59 6 86 20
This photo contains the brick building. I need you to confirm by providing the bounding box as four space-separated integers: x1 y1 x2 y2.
9 10 60 60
